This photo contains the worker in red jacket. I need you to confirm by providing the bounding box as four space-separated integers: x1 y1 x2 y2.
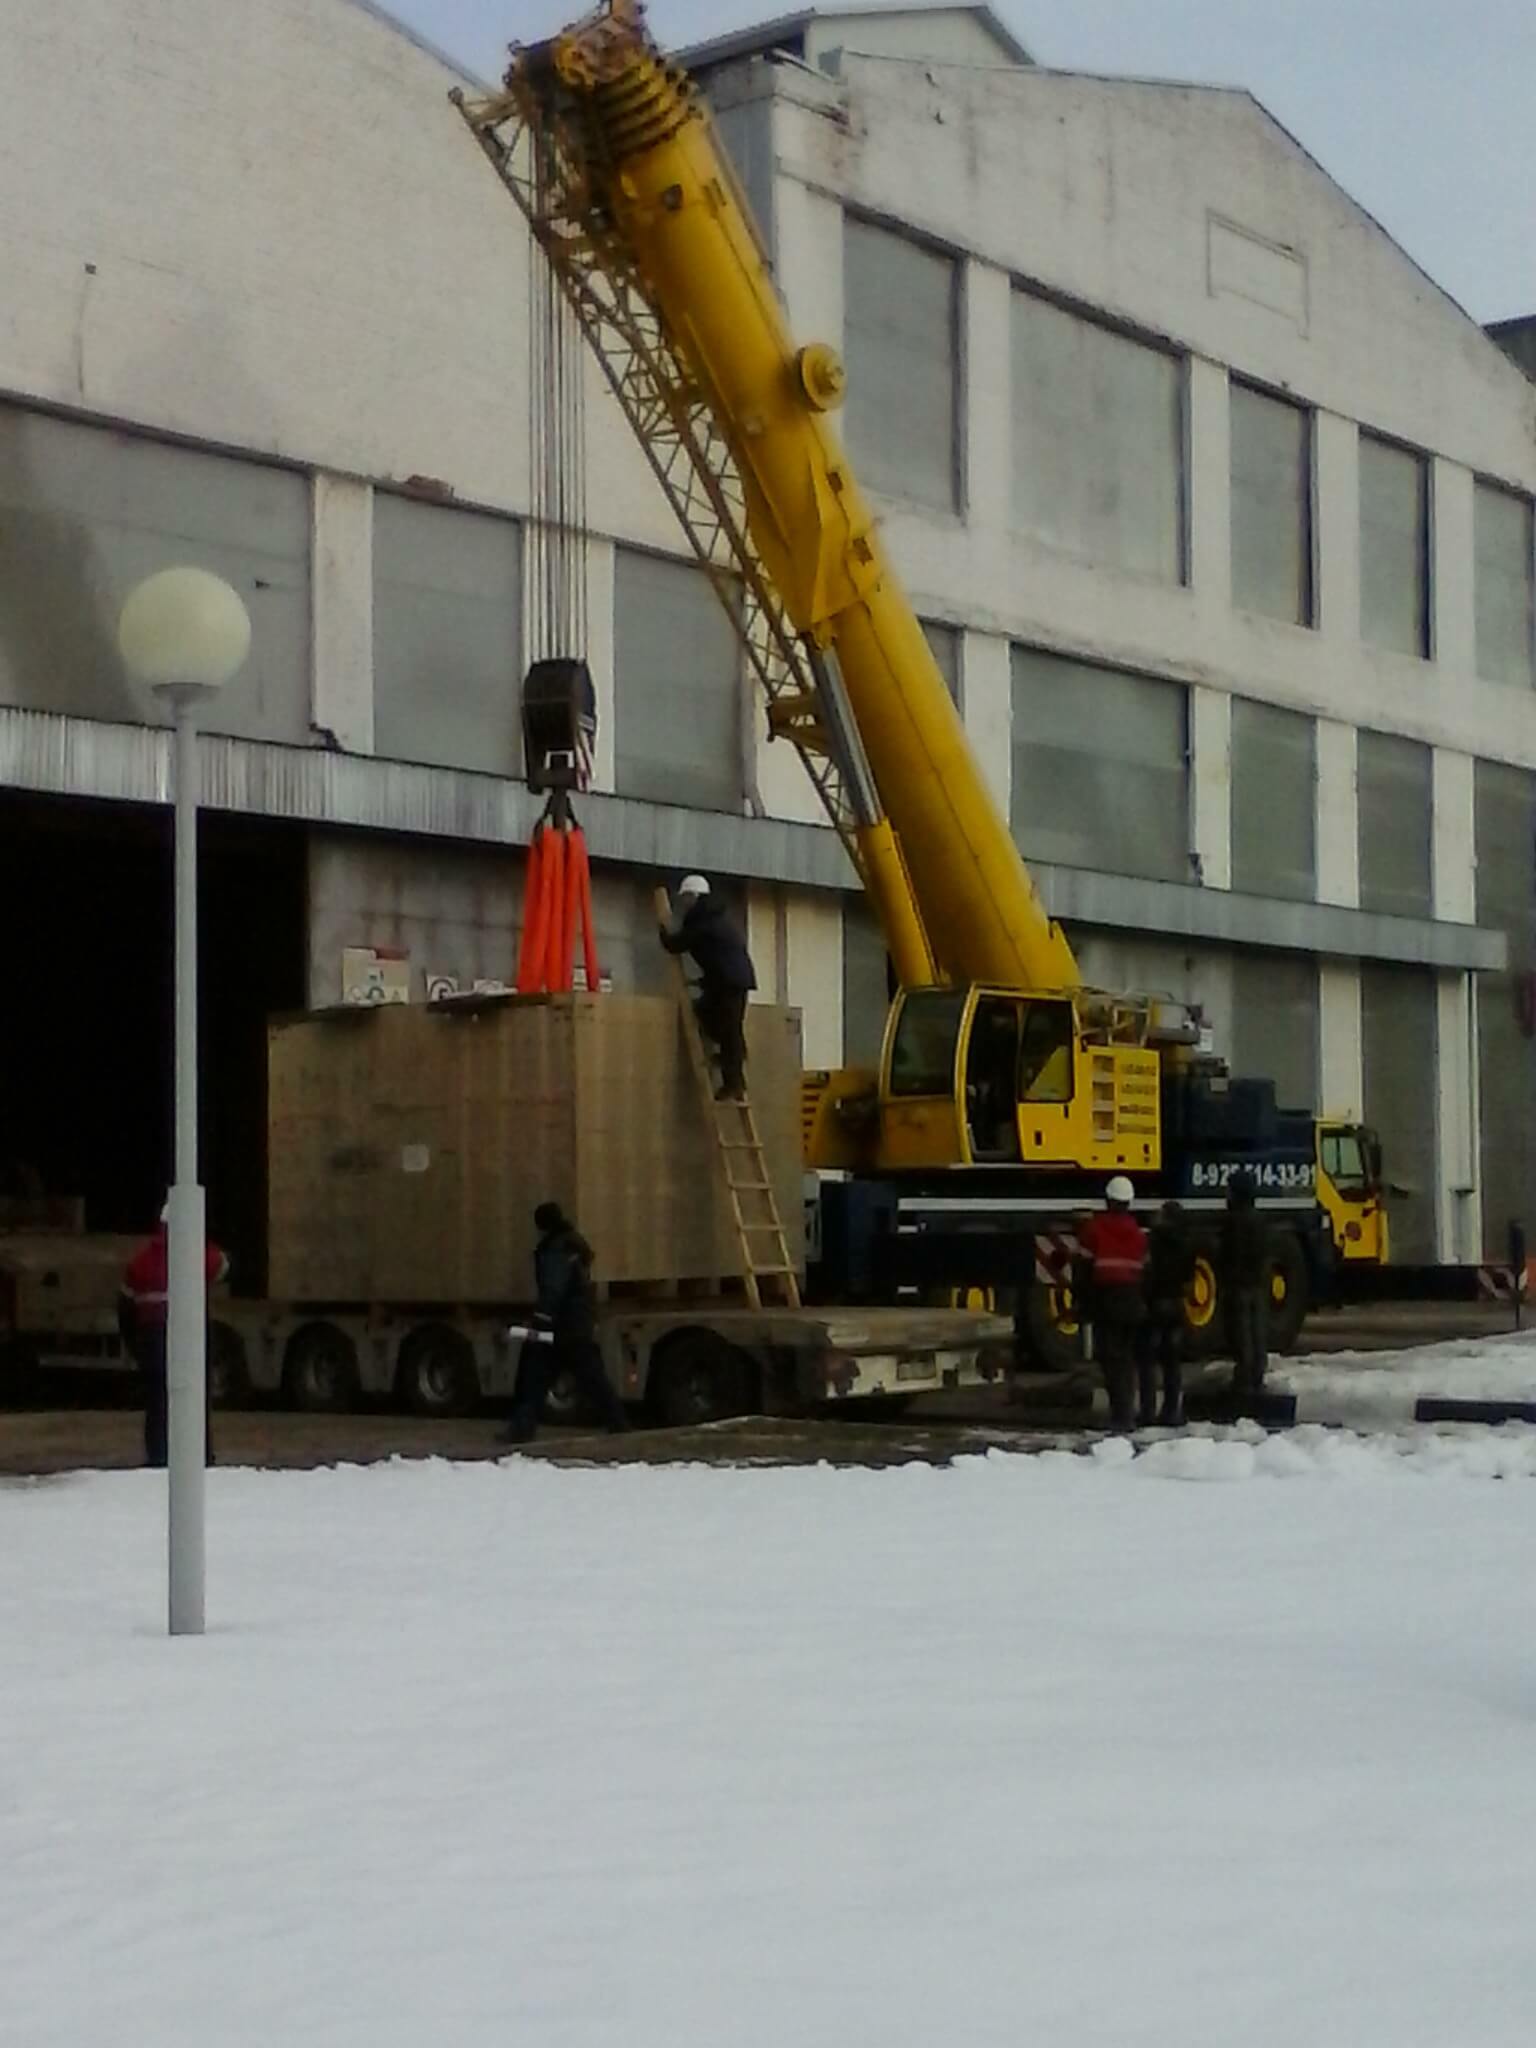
120 1206 230 1468
1076 1176 1149 1433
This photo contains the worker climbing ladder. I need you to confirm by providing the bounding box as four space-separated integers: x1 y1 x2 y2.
653 888 801 1310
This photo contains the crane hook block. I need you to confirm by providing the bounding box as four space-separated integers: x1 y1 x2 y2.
797 343 847 413
522 657 598 794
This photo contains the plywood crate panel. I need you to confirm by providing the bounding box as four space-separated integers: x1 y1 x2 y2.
268 995 804 1304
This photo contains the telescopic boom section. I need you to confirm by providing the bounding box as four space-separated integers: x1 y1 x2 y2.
507 2 1080 994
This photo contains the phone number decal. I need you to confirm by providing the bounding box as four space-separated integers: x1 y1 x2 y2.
1189 1160 1315 1192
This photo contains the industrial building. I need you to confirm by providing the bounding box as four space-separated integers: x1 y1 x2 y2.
1 0 1533 1273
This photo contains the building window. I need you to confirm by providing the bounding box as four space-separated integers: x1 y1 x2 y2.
842 216 960 513
1474 479 1535 688
921 620 962 704
373 494 521 774
1230 380 1314 626
0 402 310 741
1230 951 1319 1112
1230 700 1315 902
1359 432 1431 658
613 549 743 811
1357 730 1432 919
1010 647 1188 882
1011 290 1185 586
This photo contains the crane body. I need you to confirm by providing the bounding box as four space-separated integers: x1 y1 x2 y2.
456 2 1387 1358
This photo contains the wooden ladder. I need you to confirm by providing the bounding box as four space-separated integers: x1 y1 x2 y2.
655 888 802 1310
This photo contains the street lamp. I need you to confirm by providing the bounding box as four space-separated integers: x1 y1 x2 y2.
117 567 251 1637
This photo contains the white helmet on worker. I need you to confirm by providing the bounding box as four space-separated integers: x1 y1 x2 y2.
677 874 710 901
1105 1176 1135 1208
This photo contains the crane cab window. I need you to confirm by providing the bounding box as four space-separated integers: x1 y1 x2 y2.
1019 1001 1075 1103
966 996 1023 1161
1321 1125 1378 1196
887 990 967 1097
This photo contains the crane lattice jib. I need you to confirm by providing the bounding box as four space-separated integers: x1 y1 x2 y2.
456 96 859 862
455 1 1080 995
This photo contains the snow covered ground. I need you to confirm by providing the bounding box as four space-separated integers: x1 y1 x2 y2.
1273 1326 1536 1422
6 1439 1536 2046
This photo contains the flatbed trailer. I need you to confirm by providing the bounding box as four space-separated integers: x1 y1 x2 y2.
0 1235 1008 1426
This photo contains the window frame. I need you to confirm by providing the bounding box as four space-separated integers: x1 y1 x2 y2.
1009 277 1191 589
841 208 965 517
1228 374 1318 630
1358 428 1433 661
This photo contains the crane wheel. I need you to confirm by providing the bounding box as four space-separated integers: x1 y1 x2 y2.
1022 1279 1083 1372
1267 1236 1310 1354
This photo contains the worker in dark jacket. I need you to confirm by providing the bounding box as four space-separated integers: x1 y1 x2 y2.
500 1203 628 1446
1075 1176 1148 1432
1219 1173 1270 1410
1138 1200 1195 1427
119 1206 229 1468
660 875 756 1100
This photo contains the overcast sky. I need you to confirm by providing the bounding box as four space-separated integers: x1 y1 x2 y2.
392 0 1534 323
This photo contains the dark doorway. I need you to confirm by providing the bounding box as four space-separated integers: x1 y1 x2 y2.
0 792 306 1290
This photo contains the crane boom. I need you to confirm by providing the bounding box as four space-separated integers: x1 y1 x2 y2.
457 0 1080 995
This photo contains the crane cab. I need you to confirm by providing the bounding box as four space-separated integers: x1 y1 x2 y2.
1316 1119 1389 1263
865 986 1161 1175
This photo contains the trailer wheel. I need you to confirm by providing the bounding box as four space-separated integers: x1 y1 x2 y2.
650 1330 755 1428
398 1323 481 1420
208 1321 252 1409
541 1364 594 1428
282 1322 359 1414
0 1340 42 1409
1267 1235 1310 1354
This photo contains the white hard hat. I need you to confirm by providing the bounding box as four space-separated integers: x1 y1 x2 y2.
678 874 710 899
1105 1176 1135 1206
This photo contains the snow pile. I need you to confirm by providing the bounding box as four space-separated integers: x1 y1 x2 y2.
6 1454 1536 2046
1273 1327 1536 1423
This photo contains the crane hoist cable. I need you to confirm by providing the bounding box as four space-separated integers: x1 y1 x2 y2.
517 130 600 996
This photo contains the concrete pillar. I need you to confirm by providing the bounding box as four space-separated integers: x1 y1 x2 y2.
774 178 843 355
962 629 1012 822
1314 719 1359 909
1315 413 1359 647
1436 971 1480 1262
1188 685 1232 890
963 261 1012 534
1187 357 1231 615
310 474 374 754
747 884 788 1009
1431 747 1477 923
785 891 843 1069
1431 459 1476 675
1432 749 1479 1258
1318 961 1363 1119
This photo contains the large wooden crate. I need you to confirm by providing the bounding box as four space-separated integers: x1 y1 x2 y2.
267 994 805 1305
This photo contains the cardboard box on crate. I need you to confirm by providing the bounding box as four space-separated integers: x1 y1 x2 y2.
267 995 806 1304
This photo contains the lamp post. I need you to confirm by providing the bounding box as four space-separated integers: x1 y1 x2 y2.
117 568 251 1637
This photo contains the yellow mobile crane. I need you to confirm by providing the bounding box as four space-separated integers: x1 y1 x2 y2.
454 0 1386 1357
